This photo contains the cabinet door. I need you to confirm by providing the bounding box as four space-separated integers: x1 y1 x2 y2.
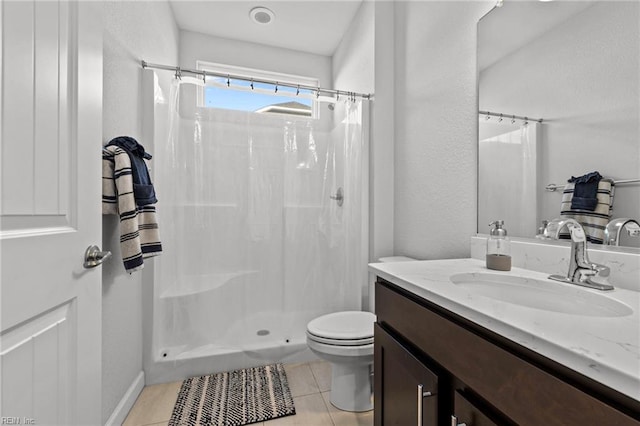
374 324 439 426
451 391 501 426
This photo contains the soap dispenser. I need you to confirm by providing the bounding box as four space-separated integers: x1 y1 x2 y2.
487 220 511 271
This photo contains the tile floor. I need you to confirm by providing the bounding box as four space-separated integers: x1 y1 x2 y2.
123 360 373 426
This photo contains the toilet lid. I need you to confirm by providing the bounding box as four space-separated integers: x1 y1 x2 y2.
307 311 376 341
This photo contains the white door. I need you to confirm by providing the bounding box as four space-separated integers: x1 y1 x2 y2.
0 2 103 425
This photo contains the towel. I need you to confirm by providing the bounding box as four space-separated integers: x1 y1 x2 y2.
559 178 614 244
568 171 602 211
106 136 158 206
103 146 162 272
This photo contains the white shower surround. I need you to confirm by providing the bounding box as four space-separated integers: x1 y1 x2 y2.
145 78 369 384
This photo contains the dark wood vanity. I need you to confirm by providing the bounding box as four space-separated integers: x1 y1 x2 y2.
374 278 640 426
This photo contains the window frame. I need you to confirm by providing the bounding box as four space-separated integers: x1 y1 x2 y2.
196 60 320 118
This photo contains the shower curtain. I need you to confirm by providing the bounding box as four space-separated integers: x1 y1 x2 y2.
152 79 367 360
478 120 540 237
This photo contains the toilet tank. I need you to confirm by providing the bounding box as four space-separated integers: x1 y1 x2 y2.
368 256 416 312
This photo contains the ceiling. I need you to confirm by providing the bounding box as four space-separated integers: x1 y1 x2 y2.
169 0 364 56
478 1 596 71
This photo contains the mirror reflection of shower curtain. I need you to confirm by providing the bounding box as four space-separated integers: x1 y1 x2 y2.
153 79 365 360
478 120 540 236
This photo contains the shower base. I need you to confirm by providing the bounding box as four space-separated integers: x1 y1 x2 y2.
145 334 316 385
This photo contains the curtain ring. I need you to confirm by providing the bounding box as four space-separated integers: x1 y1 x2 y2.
511 115 516 124
227 75 230 87
202 70 207 83
250 79 254 90
524 117 529 125
175 67 182 80
275 82 278 93
498 113 503 123
316 87 320 98
296 85 300 96
485 114 491 121
336 91 339 100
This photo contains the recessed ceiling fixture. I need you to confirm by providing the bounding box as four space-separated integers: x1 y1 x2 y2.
250 7 275 25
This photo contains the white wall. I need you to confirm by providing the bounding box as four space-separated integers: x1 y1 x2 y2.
102 1 179 423
393 1 494 260
333 1 374 94
480 2 639 229
179 30 332 87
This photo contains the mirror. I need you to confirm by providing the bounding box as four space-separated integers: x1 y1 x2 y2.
477 1 640 248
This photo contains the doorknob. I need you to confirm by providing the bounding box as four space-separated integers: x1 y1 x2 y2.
83 245 112 269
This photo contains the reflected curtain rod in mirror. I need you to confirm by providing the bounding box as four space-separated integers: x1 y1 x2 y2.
479 110 543 124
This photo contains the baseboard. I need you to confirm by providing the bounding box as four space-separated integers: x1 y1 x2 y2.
105 371 145 426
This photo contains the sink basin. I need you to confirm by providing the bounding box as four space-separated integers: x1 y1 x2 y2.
449 273 632 317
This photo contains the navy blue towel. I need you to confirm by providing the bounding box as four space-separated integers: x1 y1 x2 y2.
107 136 158 206
568 171 602 211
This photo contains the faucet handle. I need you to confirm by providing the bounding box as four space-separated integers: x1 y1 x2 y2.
590 263 610 278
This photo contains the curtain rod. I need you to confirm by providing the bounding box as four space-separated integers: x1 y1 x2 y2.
479 110 543 123
141 60 372 100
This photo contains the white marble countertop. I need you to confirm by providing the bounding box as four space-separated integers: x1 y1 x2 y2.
369 258 640 402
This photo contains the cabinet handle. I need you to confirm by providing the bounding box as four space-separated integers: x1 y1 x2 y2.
417 384 433 426
451 415 467 426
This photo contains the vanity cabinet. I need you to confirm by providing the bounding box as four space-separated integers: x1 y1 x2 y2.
374 279 640 426
374 323 442 425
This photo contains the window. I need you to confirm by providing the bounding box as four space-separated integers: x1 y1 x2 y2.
197 61 318 118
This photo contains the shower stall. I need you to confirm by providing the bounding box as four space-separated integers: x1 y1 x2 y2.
143 73 369 383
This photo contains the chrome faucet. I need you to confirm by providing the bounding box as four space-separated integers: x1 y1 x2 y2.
544 218 613 291
604 218 640 246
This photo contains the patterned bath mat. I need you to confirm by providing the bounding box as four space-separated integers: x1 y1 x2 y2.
168 363 296 426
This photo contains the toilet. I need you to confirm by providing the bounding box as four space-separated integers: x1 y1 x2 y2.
307 311 376 411
306 256 415 412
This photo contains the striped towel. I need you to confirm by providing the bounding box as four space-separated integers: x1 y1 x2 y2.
560 179 615 244
103 146 162 272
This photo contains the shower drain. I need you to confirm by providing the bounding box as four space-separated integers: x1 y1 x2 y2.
256 329 270 336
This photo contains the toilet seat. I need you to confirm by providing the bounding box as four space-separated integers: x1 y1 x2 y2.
306 333 373 346
306 311 375 347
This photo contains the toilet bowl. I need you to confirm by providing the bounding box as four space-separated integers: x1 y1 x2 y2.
306 311 376 412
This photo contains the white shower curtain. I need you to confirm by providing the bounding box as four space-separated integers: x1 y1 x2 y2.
152 79 367 360
478 120 540 236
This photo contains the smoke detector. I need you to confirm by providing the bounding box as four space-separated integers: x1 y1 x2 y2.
250 7 275 25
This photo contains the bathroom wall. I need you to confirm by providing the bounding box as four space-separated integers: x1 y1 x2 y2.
393 1 494 260
102 1 179 423
332 1 374 94
480 2 639 227
179 30 332 87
